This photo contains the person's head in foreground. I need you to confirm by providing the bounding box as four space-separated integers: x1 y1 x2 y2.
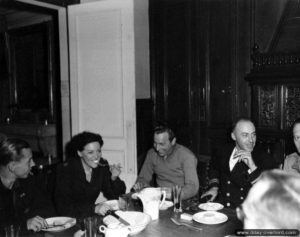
291 118 300 154
237 169 300 231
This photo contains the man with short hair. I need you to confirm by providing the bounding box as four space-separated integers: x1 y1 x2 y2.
133 124 199 200
0 138 55 232
238 170 300 231
201 118 277 208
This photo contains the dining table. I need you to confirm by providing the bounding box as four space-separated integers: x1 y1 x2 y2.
20 196 243 237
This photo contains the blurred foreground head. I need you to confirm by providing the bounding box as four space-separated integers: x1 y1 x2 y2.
241 169 300 230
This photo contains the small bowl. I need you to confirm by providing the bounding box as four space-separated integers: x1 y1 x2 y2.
159 200 174 210
115 211 151 235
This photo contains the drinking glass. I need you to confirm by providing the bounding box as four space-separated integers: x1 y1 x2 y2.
4 224 20 237
83 217 98 237
172 185 183 213
118 194 130 211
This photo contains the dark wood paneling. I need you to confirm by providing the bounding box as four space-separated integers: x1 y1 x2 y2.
150 0 254 159
136 99 154 172
150 0 194 149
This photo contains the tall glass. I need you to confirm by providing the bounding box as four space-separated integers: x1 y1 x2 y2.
172 185 183 213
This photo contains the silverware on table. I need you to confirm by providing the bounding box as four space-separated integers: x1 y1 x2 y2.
170 218 202 231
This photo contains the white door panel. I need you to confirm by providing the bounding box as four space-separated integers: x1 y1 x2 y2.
68 0 137 191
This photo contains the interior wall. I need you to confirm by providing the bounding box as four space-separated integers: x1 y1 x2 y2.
254 0 288 52
134 0 150 99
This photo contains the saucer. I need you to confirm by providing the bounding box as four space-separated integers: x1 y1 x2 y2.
193 211 228 225
198 202 224 211
42 217 76 232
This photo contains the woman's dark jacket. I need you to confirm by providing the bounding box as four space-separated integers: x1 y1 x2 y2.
55 157 126 218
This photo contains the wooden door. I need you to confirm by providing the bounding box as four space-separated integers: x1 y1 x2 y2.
16 0 137 191
68 0 137 191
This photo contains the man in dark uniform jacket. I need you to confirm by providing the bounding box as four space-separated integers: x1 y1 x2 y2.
201 118 277 209
0 138 55 233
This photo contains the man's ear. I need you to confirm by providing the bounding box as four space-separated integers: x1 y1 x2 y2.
77 150 82 158
171 137 176 145
8 162 16 173
231 132 236 141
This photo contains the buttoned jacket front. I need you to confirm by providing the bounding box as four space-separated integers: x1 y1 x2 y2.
208 143 277 208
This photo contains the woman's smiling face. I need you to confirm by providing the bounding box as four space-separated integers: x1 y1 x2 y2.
78 141 102 169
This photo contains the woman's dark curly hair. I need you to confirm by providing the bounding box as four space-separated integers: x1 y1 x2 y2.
65 131 103 160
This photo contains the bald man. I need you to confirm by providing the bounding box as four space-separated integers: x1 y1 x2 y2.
201 118 277 208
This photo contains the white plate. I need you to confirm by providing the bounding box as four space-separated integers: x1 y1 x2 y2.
193 211 228 225
160 200 173 210
42 217 76 232
114 211 151 235
105 200 119 210
198 202 224 211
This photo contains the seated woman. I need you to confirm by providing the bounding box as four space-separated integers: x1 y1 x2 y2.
283 118 300 174
55 131 126 218
0 138 55 232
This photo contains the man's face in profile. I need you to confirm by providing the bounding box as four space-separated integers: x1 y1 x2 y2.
153 132 175 157
232 120 256 152
11 148 34 179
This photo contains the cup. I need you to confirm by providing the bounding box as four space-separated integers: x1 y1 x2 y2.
99 225 130 237
172 185 183 213
83 217 98 237
4 224 20 237
118 195 130 211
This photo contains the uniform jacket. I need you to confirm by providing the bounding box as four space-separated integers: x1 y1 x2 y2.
55 157 126 218
208 143 277 208
0 175 55 230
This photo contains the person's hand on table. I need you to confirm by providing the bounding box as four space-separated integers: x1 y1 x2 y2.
95 202 111 216
200 187 218 202
27 216 48 232
110 163 122 181
132 182 149 192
